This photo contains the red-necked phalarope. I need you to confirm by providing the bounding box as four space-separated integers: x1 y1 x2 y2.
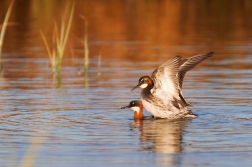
121 100 154 119
131 52 214 119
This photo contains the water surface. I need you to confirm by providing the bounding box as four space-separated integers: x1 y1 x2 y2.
0 0 252 167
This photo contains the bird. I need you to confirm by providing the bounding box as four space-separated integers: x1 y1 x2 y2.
131 52 214 119
121 100 154 119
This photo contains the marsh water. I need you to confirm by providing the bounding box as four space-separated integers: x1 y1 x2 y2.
0 0 252 166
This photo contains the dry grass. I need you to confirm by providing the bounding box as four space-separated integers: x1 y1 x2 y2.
0 0 14 71
40 4 75 75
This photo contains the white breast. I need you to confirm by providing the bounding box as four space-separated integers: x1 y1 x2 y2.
131 106 140 113
141 100 168 118
142 97 189 119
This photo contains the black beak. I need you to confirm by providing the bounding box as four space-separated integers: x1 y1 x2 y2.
131 83 140 91
121 105 130 109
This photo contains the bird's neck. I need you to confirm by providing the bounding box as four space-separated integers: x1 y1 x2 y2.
134 104 144 119
141 78 154 98
141 85 152 98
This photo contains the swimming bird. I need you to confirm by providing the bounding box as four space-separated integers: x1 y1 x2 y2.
121 100 154 119
131 52 214 119
121 100 144 119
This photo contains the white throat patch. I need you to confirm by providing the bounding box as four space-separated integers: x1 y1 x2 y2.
131 107 140 113
140 83 148 89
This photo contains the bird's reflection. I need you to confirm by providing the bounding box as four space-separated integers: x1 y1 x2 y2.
131 118 191 165
133 118 191 153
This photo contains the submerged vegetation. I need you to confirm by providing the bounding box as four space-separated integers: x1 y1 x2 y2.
0 0 14 72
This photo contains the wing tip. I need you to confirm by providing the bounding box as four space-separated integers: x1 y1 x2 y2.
206 51 214 57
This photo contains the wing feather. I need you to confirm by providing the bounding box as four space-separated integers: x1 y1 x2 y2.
178 52 214 89
151 56 181 97
150 52 213 108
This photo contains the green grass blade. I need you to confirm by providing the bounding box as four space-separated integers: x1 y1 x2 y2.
57 4 75 74
80 15 89 71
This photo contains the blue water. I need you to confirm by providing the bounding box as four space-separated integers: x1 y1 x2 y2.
0 54 252 167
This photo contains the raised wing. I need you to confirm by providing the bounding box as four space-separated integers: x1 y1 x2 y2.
151 56 181 98
177 52 214 106
151 52 214 108
178 52 214 89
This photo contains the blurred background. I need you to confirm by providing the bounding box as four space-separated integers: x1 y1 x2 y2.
0 0 251 83
1 0 252 58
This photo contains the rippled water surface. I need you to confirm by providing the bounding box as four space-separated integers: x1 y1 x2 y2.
1 56 252 167
0 0 252 167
